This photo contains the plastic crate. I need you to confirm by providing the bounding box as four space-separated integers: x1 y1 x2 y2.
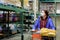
32 34 41 40
32 34 55 40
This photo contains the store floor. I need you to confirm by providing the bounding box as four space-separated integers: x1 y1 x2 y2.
1 34 21 40
1 28 60 40
1 32 31 40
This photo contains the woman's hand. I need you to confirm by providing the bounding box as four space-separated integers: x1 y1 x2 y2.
31 29 40 34
31 29 36 32
36 31 40 34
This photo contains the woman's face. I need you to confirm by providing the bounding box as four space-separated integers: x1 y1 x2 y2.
40 11 47 19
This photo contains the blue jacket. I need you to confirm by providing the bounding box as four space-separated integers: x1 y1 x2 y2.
32 16 55 30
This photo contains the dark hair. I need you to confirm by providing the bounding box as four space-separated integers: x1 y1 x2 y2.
41 10 49 20
44 10 49 17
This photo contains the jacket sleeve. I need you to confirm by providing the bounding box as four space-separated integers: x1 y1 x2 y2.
32 18 39 31
49 19 55 30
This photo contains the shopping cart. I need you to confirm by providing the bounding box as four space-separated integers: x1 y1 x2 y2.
32 31 41 40
32 34 41 40
32 31 55 40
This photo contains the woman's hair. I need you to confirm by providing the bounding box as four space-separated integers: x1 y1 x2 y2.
41 10 49 20
44 10 49 17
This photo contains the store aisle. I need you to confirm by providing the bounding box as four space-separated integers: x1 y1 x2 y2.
1 34 21 40
1 32 31 40
1 27 58 40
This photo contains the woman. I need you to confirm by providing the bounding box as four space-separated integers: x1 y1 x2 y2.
32 10 55 40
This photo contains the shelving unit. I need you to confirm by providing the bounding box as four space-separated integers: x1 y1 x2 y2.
0 3 26 13
0 3 26 38
23 11 34 31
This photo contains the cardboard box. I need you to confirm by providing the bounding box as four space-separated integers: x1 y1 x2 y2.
4 0 21 7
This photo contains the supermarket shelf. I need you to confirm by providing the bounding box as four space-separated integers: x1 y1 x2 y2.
40 0 60 2
0 3 26 13
0 2 28 39
49 14 56 16
30 12 60 17
9 21 22 24
49 14 60 16
56 14 60 16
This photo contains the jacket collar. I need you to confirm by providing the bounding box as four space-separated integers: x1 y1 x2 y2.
38 16 51 20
